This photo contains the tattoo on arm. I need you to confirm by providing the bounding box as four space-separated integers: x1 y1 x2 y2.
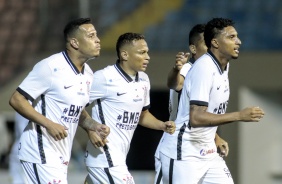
79 110 96 131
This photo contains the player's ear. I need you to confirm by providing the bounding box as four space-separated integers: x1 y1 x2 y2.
70 38 79 49
120 50 128 61
211 39 219 49
189 44 196 55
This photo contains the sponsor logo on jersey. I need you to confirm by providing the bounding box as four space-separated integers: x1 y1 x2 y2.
48 179 62 184
117 92 127 96
60 156 69 166
200 148 216 156
64 85 73 89
60 105 82 123
133 98 142 102
122 175 134 184
213 101 228 114
116 111 139 130
224 168 232 178
77 92 85 96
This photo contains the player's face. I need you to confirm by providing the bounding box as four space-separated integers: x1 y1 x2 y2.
215 26 241 60
194 33 207 60
76 24 101 59
126 39 150 74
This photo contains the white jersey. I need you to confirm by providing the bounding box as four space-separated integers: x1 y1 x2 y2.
154 61 193 161
168 62 193 121
160 51 230 161
85 63 150 168
14 112 29 140
17 51 93 166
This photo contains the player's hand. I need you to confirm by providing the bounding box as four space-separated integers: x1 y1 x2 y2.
163 121 176 134
240 106 265 122
46 122 68 141
95 124 110 140
88 130 108 148
174 52 190 71
215 136 229 157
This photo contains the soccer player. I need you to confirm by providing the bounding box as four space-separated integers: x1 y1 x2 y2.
9 18 109 184
84 32 176 184
159 18 265 184
154 24 229 184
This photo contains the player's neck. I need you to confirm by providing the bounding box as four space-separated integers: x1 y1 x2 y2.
119 62 137 76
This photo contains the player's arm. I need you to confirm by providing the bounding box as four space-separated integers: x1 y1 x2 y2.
138 109 175 134
189 105 265 127
215 133 229 157
9 90 68 141
79 109 110 148
167 52 189 91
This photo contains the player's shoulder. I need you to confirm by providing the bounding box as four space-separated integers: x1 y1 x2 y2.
187 55 215 78
93 64 115 78
43 52 64 63
31 52 63 72
193 54 214 69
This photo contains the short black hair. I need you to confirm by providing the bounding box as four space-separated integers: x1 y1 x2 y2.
63 18 91 42
116 33 145 59
189 24 206 45
204 18 234 48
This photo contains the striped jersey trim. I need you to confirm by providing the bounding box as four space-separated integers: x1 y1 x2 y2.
62 51 84 75
190 100 208 107
104 168 115 184
97 99 114 167
114 61 139 82
177 123 187 160
17 87 34 102
206 50 223 75
169 158 174 184
33 163 41 184
38 95 46 164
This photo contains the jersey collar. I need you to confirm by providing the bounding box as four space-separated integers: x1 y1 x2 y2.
206 50 226 75
62 51 85 75
115 60 139 83
189 57 196 65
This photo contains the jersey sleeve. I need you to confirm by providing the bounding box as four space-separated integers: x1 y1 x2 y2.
89 70 107 104
18 61 53 101
189 62 213 107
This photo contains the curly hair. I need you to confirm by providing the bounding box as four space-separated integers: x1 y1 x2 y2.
204 18 234 48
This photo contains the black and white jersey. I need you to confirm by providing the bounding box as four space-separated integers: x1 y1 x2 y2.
161 51 230 161
17 51 93 166
168 62 193 121
155 62 193 160
85 62 150 168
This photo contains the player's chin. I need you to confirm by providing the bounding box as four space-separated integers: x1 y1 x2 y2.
231 54 239 59
95 51 101 57
140 67 147 71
